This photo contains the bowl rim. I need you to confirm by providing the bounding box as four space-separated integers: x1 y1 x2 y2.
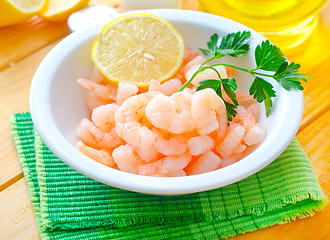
29 9 304 195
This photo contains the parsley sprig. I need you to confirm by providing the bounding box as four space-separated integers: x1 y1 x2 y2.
178 31 309 120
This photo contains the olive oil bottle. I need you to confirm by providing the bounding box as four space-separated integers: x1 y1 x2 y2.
198 0 327 51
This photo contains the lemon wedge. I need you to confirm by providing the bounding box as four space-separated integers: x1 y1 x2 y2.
0 0 45 27
91 13 185 88
39 0 89 22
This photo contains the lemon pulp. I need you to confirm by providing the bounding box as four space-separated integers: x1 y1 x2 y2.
92 14 185 88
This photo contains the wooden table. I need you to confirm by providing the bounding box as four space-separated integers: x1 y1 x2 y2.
0 0 329 239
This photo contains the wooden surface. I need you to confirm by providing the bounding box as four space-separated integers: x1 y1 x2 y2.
0 0 329 239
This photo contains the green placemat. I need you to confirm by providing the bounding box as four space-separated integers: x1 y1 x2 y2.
10 112 328 239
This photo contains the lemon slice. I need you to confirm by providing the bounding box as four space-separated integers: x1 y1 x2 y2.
39 0 89 22
92 13 185 88
0 0 45 27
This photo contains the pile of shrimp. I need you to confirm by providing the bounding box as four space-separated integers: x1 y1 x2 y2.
75 48 266 177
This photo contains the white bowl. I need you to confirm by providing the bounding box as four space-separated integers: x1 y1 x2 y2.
29 9 303 195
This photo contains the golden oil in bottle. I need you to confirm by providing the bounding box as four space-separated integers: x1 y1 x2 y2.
198 0 327 51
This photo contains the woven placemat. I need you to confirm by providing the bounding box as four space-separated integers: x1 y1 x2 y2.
10 112 328 239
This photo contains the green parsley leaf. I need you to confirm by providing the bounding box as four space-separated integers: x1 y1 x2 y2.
199 31 251 58
180 31 308 120
208 33 220 52
199 33 220 57
222 78 238 106
264 94 273 117
224 101 237 121
249 77 276 116
255 40 286 71
196 79 221 92
273 62 309 90
199 48 213 57
218 31 251 57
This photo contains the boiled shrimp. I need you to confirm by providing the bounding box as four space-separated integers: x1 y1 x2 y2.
148 79 162 92
137 152 191 176
154 129 187 156
115 91 159 148
78 78 117 101
185 151 221 175
171 91 193 112
243 123 266 145
116 82 139 105
224 66 235 77
232 106 256 130
184 55 206 74
112 144 142 174
167 170 187 177
85 91 112 111
161 78 182 96
182 47 200 66
216 124 245 158
223 93 255 106
136 144 159 163
145 94 176 130
76 141 115 167
246 102 260 121
182 87 196 95
145 92 195 134
167 92 195 134
76 118 123 150
220 155 239 168
187 135 215 156
191 88 227 136
91 103 119 132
